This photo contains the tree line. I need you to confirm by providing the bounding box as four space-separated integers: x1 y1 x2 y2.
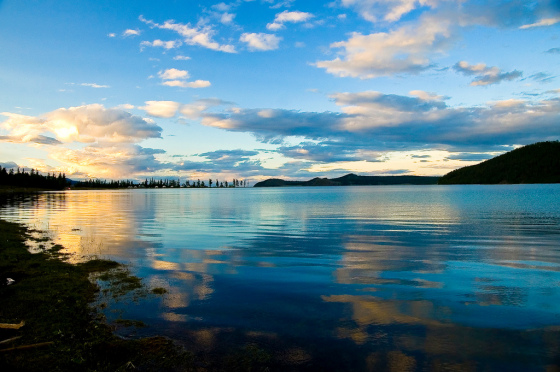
75 177 248 189
0 166 68 190
0 164 249 190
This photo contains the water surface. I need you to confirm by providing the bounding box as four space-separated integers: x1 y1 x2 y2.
2 185 560 370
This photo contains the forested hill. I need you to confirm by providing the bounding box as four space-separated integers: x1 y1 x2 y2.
438 141 560 184
254 173 440 187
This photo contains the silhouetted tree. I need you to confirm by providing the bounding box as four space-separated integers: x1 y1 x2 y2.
0 166 69 190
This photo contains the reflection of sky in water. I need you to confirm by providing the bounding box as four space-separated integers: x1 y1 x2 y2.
2 185 560 370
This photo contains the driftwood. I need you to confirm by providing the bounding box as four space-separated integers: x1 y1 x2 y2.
0 341 54 352
0 321 25 329
0 336 21 345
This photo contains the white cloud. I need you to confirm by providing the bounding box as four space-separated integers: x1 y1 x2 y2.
338 0 445 23
107 33 116 38
139 15 236 53
1 104 162 145
331 90 448 130
157 68 210 88
212 2 231 12
0 134 61 145
49 144 167 179
173 55 191 60
179 98 233 119
270 0 295 8
138 99 229 119
453 61 523 86
520 17 560 29
315 14 453 78
80 83 110 89
267 10 314 30
180 104 208 119
240 33 282 51
161 80 187 87
140 39 182 50
220 12 236 24
0 112 62 145
409 90 447 101
162 80 211 88
315 1 559 79
195 81 214 89
158 68 190 80
123 29 141 37
454 61 486 73
141 101 181 118
116 104 135 110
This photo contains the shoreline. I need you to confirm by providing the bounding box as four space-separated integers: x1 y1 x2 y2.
0 217 195 371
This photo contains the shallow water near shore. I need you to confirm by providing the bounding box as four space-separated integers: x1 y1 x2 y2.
2 185 560 370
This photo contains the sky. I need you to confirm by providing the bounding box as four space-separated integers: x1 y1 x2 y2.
0 0 559 182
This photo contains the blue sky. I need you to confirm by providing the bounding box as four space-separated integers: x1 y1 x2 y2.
1 0 559 182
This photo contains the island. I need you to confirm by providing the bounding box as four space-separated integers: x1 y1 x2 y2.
438 141 560 184
254 173 440 187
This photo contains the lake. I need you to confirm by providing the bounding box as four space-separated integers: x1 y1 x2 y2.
2 185 560 371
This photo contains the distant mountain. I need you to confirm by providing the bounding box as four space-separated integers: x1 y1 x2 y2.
439 141 560 184
254 173 440 187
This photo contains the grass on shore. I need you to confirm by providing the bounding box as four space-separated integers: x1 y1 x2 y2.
0 218 195 371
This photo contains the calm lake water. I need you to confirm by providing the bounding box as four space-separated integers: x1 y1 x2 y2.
2 185 560 370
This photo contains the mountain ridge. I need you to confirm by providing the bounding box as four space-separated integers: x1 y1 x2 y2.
254 173 440 187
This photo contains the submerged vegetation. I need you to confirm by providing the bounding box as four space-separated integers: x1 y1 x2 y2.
0 218 194 371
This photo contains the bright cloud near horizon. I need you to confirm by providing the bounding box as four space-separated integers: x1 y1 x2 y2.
1 0 559 182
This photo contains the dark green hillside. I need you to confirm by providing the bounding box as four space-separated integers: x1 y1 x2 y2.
438 141 560 184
